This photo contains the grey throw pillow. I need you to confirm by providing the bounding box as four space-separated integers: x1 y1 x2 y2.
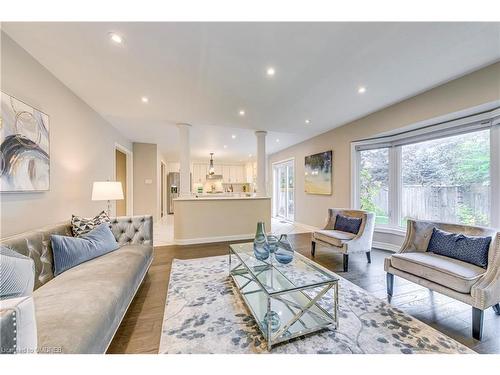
71 210 110 237
51 223 119 276
0 246 35 300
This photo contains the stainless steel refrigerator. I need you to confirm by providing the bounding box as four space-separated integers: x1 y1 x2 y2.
167 172 180 214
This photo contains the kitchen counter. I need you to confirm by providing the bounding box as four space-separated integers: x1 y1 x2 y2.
173 196 271 245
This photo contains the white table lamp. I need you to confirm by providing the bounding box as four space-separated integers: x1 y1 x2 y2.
91 181 124 216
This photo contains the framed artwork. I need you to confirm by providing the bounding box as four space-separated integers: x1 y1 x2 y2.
1 92 50 192
305 150 332 195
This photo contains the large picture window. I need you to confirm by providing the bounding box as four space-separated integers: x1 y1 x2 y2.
353 109 499 230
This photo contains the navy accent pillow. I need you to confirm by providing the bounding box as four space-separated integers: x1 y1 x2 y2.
51 223 119 276
334 214 362 235
427 227 491 268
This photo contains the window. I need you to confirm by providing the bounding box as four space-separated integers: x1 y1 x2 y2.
401 130 490 226
353 109 499 229
359 148 389 224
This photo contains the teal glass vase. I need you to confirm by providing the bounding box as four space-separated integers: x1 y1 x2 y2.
253 222 269 261
275 234 294 264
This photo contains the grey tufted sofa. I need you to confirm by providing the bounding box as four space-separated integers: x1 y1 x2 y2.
384 219 500 340
0 215 153 353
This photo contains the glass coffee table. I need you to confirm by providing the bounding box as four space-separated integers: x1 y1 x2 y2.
229 242 339 350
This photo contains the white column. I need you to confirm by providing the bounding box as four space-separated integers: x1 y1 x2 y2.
255 130 267 197
177 123 192 197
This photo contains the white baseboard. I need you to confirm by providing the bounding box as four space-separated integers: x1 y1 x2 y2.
174 233 255 245
372 241 401 252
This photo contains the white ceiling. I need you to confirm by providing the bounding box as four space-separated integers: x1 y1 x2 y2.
3 22 500 162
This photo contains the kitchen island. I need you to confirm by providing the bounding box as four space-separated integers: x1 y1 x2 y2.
173 195 271 245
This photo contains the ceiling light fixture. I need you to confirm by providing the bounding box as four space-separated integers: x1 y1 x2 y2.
358 86 367 94
249 154 253 158
231 134 237 139
223 145 228 149
276 139 280 143
141 96 149 103
109 33 123 44
208 153 215 175
305 119 311 124
239 109 245 116
266 67 276 77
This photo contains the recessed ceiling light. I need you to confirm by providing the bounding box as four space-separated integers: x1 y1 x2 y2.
276 139 280 143
358 86 367 94
231 134 237 139
249 154 253 158
305 119 311 124
141 96 149 103
109 33 123 44
239 109 245 116
266 67 276 77
223 145 228 149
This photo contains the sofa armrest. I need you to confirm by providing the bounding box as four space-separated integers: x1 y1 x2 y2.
110 215 153 246
0 296 37 354
471 232 500 310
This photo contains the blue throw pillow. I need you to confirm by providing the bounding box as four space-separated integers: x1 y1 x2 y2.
51 223 119 276
334 214 362 235
0 246 35 300
427 227 491 268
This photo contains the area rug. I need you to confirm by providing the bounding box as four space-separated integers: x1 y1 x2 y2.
159 255 474 354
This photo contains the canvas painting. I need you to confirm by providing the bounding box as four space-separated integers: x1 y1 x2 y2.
0 92 50 192
305 150 332 195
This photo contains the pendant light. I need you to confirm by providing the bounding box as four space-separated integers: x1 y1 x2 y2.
208 153 215 175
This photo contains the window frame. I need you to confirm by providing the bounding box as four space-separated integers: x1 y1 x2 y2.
351 107 500 231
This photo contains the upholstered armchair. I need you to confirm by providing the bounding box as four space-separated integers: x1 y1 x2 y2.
384 219 500 340
311 209 375 272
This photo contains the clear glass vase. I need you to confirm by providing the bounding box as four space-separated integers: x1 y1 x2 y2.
253 222 269 261
275 234 294 264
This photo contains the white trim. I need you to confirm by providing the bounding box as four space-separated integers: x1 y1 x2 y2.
491 123 500 228
372 241 401 252
271 157 296 221
350 143 359 209
114 143 133 216
174 233 255 245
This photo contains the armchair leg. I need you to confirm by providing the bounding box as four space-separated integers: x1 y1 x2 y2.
365 251 371 264
311 241 316 257
472 307 484 340
493 303 500 315
343 254 349 272
386 273 394 298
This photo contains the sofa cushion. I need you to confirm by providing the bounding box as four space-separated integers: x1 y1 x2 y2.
390 252 485 293
0 246 35 300
313 230 356 247
334 214 362 234
32 244 153 353
427 227 491 269
51 224 119 276
71 210 110 237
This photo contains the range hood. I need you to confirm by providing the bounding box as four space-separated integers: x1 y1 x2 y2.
206 174 223 180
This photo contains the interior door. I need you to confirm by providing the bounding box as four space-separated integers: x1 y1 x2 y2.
273 159 295 221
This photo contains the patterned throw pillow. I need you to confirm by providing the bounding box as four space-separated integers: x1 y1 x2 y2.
427 227 491 268
0 246 35 300
71 211 110 237
334 214 362 235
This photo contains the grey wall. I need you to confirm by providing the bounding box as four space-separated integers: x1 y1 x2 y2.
1 32 132 237
132 142 158 220
268 62 500 247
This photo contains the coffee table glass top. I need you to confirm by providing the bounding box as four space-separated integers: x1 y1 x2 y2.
229 242 338 295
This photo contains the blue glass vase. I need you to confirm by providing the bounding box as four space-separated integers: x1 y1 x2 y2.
263 310 280 332
275 234 294 264
265 234 279 254
253 222 269 261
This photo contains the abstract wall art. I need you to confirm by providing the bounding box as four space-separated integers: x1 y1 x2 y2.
304 150 332 195
1 92 50 192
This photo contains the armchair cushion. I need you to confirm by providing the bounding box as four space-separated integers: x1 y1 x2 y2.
313 230 356 247
391 252 486 293
334 214 362 234
427 227 491 269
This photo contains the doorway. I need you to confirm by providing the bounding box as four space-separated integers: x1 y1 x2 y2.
114 144 133 216
272 159 295 222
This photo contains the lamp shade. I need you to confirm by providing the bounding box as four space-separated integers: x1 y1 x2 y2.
91 181 124 201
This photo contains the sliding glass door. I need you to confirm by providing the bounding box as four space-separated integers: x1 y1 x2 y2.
273 159 295 221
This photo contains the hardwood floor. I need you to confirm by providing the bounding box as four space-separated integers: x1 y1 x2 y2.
107 233 500 354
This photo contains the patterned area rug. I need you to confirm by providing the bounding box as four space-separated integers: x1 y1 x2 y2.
159 256 474 354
